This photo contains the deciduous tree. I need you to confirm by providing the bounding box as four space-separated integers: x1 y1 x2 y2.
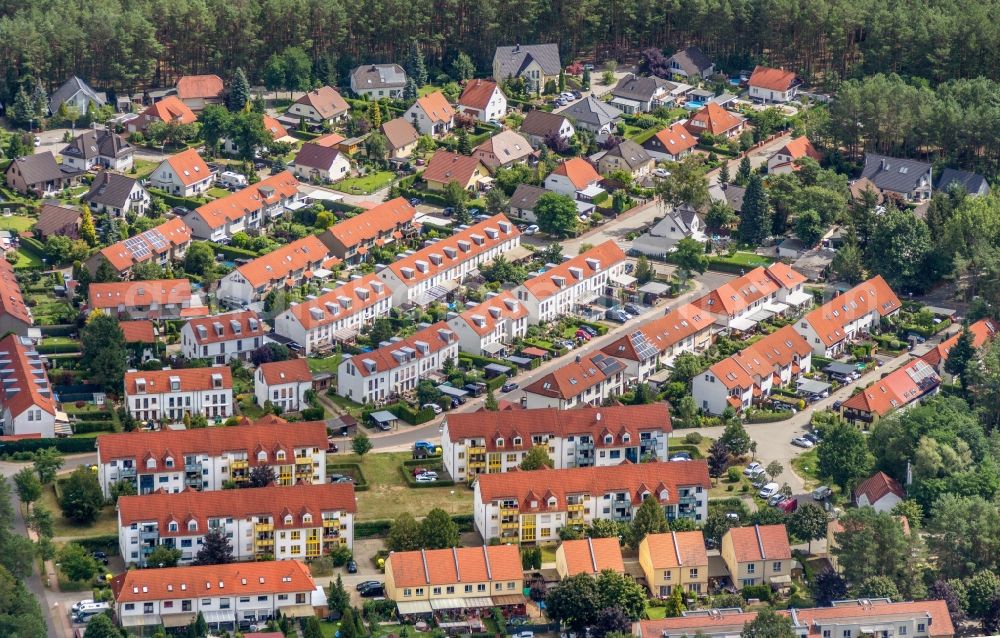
59 466 104 524
519 446 552 470
194 527 234 565
534 192 578 237
419 508 460 549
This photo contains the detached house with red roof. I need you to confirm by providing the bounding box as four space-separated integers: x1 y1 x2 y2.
124 366 233 424
185 171 302 241
442 403 672 483
421 149 489 192
446 291 529 357
639 530 709 596
273 273 392 355
126 95 197 133
473 461 710 543
111 560 319 631
255 358 312 412
336 321 458 404
795 275 901 356
748 65 798 103
180 309 265 364
522 352 628 410
0 334 59 438
95 419 328 497
854 471 906 513
290 142 352 183
840 358 940 427
544 157 602 196
767 135 821 174
643 122 698 161
514 240 626 324
175 74 224 111
602 303 715 381
218 235 336 305
85 217 192 278
0 261 34 338
457 79 507 123
149 148 214 197
720 524 792 589
284 86 349 127
404 90 456 137
692 325 812 415
685 102 746 139
118 483 355 566
556 537 625 579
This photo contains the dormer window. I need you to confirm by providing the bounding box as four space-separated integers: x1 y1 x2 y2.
303 514 312 524
495 438 504 448
659 489 669 500
603 434 613 444
622 433 631 443
547 497 556 507
165 456 174 468
146 458 156 469
188 520 197 531
168 522 178 532
513 437 522 446
284 515 293 525
258 451 267 462
276 450 286 461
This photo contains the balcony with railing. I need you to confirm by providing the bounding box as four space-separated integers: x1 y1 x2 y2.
255 522 273 533
117 466 137 478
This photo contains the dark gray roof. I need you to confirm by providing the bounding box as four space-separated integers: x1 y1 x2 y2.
936 168 990 195
667 47 713 76
35 204 81 236
860 153 932 195
603 140 652 169
711 183 745 212
61 129 132 161
520 110 570 137
611 74 673 102
493 44 561 79
83 171 142 208
351 64 407 90
563 96 622 128
509 184 548 210
292 143 343 170
8 152 65 185
48 76 105 114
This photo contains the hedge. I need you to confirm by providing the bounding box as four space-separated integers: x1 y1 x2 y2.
707 256 774 274
459 352 511 370
65 409 113 420
0 437 96 455
324 200 364 214
576 319 609 335
362 402 434 426
148 188 208 210
73 535 120 555
746 410 794 423
39 324 77 337
696 143 741 158
301 407 324 420
36 342 81 355
211 243 260 260
327 463 369 491
397 183 450 207
355 520 393 539
668 444 703 459
72 421 116 434
19 235 45 259
484 374 508 392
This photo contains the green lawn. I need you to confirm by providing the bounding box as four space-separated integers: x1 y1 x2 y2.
308 353 343 374
132 159 158 180
335 171 395 195
710 251 773 269
11 249 41 270
38 484 119 539
644 604 668 620
539 545 557 564
0 215 35 232
791 448 821 489
342 452 473 521
207 187 232 199
327 393 364 418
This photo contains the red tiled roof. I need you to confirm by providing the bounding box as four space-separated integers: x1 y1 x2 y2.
841 358 940 417
803 275 901 347
445 403 671 451
386 545 522 588
550 157 600 190
313 132 346 148
777 136 821 163
263 115 290 141
724 524 791 562
749 66 797 92
693 266 780 316
176 74 224 100
386 214 519 287
637 611 760 637
459 79 501 111
97 420 328 465
89 279 193 310
125 366 232 395
0 334 56 419
112 560 314 603
323 197 415 249
118 483 357 534
765 261 807 290
99 217 191 271
521 240 626 302
708 325 812 390
476 461 711 511
414 91 455 124
120 320 156 344
641 531 708 569
422 149 486 186
522 352 625 400
192 171 300 230
235 235 332 289
185 310 265 345
140 96 197 125
559 537 625 576
295 86 350 119
649 123 697 157
349 322 456 377
162 148 211 187
685 103 745 136
286 272 391 330
922 319 997 368
451 291 528 337
0 260 31 328
854 471 905 506
259 358 312 385
603 303 714 362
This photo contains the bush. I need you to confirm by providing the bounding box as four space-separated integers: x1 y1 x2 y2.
684 432 703 445
727 467 741 482
301 407 324 421
72 421 116 434
745 410 793 423
741 584 772 602
0 437 96 455
327 463 368 491
211 243 260 260
73 535 119 556
667 444 702 459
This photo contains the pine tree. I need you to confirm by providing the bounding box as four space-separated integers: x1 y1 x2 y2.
737 173 771 245
79 205 97 247
403 78 418 101
582 68 591 89
369 101 382 128
735 156 752 185
664 586 686 617
945 327 976 381
32 81 48 119
484 388 499 410
10 87 34 128
558 69 566 92
406 40 428 86
227 67 251 112
457 127 471 155
718 161 731 184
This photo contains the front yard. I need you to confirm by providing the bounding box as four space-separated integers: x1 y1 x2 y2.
343 452 472 521
308 353 343 374
335 171 395 195
37 483 119 539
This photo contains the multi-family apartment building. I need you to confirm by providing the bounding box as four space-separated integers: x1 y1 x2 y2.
0 334 60 438
111 560 319 632
795 275 902 356
445 291 529 357
692 263 809 332
117 483 355 567
86 217 191 278
720 524 792 590
514 241 627 324
336 322 458 404
442 403 672 483
601 303 715 382
184 172 302 241
692 325 812 415
384 545 524 616
273 273 392 355
638 531 709 597
95 420 328 497
218 235 336 305
473 461 710 543
634 599 955 638
88 279 207 320
522 352 627 409
180 310 266 364
124 367 234 424
318 197 416 265
377 215 520 306
255 359 313 412
555 537 625 579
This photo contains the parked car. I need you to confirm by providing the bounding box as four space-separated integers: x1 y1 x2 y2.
575 329 591 340
624 303 641 316
743 462 762 477
415 474 437 483
767 492 786 506
332 476 353 484
71 600 95 614
524 224 539 235
812 486 833 501
803 432 820 445
33 136 41 147
488 119 504 127
414 441 435 451
561 339 576 350
580 325 598 337
91 551 109 565
411 467 429 477
669 452 692 462
501 382 519 393
409 197 422 206
422 403 443 415
758 482 780 499
356 580 380 591
653 168 671 178
777 498 799 513
416 470 438 479
347 560 357 573
605 309 629 323
572 91 583 99
791 436 814 448
360 583 385 597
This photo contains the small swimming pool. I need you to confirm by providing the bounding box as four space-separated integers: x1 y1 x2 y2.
685 100 706 109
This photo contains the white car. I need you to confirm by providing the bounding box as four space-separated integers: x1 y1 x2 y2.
421 403 443 415
654 168 671 178
758 482 780 499
71 599 95 614
33 136 41 147
415 474 437 483
743 462 762 477
524 224 539 235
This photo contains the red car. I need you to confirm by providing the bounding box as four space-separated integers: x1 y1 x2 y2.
777 498 798 513
575 329 592 341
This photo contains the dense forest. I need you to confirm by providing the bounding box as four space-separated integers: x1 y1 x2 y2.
3 0 1000 101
